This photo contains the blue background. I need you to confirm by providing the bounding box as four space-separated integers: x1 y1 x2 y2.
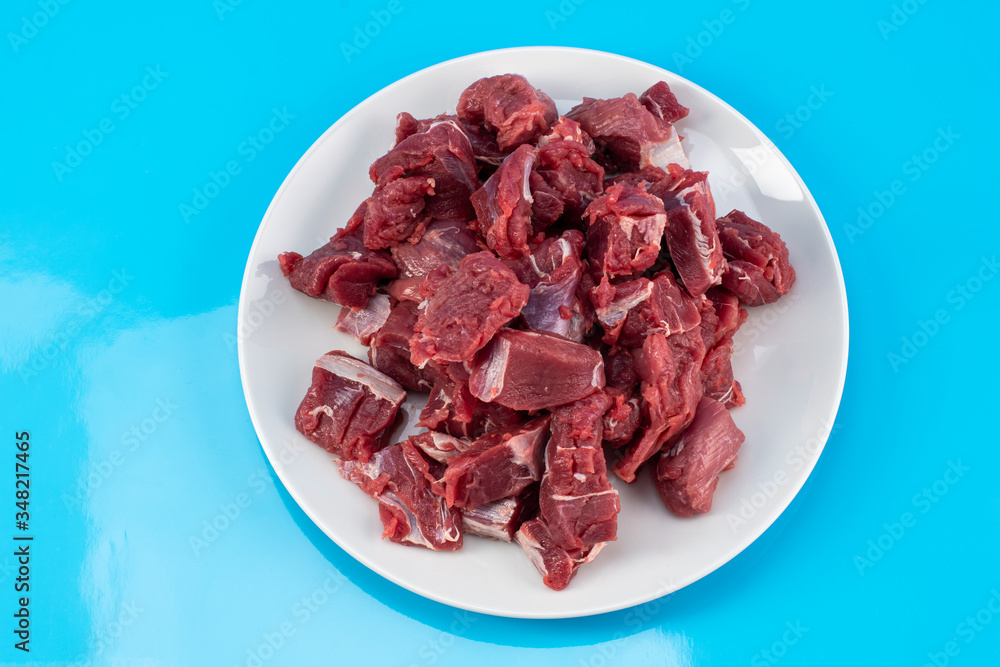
2 0 998 665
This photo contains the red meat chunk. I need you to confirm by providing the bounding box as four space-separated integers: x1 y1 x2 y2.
368 301 434 392
279 227 397 310
716 210 796 306
390 219 482 280
294 351 407 462
639 81 690 125
653 397 745 517
361 175 435 249
503 230 586 340
602 387 642 447
612 329 706 483
566 93 688 172
457 74 558 151
409 252 529 366
338 440 463 550
469 144 537 259
369 119 479 226
441 416 550 509
336 293 391 346
585 183 668 280
534 139 605 222
469 329 605 411
592 271 701 348
461 490 538 542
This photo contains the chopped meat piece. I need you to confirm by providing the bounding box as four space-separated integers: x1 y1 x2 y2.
361 175 435 249
566 93 688 172
516 392 617 590
338 440 463 550
417 376 478 431
602 387 642 447
336 293 392 346
534 140 605 222
462 490 538 542
584 183 668 280
515 518 605 591
697 288 747 408
390 219 482 280
279 227 397 310
504 230 585 339
457 74 558 151
653 397 745 517
612 329 706 483
294 351 406 462
369 301 434 391
639 81 690 125
420 390 522 440
604 347 638 391
409 252 529 366
652 165 724 297
469 144 537 259
369 119 479 224
701 287 747 348
393 111 509 172
469 329 605 411
442 416 551 508
701 338 744 408
528 170 565 228
592 272 701 347
716 210 796 306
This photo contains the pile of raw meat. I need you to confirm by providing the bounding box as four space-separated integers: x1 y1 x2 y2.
278 74 795 590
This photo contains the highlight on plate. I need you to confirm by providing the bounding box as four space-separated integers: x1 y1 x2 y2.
276 73 796 591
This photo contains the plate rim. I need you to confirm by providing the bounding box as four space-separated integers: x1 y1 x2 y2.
237 45 850 619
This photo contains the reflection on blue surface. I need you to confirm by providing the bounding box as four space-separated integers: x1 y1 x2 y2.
2 0 1000 664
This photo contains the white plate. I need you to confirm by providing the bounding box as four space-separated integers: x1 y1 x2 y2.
237 47 849 619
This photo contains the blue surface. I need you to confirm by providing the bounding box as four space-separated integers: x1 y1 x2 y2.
2 1 998 665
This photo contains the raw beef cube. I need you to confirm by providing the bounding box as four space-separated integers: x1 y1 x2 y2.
639 81 690 125
604 347 638 391
585 183 668 280
419 386 522 440
393 111 509 172
701 338 744 408
504 230 585 339
612 329 706 483
369 119 479 224
338 440 463 550
654 397 745 517
469 329 605 411
697 288 747 407
528 170 565 228
408 431 473 464
602 387 642 447
279 227 397 310
716 210 796 306
462 490 538 542
469 144 537 259
538 392 619 552
700 287 747 349
294 351 406 462
592 272 701 347
515 518 606 591
566 93 688 172
653 165 724 297
361 175 435 249
336 293 392 346
441 416 551 509
457 74 558 151
417 377 479 431
534 139 605 221
409 252 529 366
369 301 434 391
390 219 482 280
